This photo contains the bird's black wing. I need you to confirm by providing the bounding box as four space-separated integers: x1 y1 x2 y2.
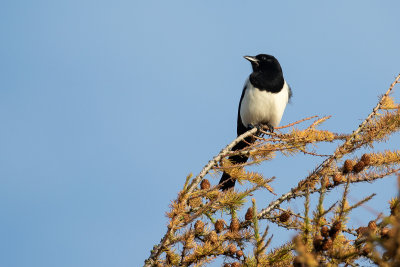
237 81 249 136
219 81 252 190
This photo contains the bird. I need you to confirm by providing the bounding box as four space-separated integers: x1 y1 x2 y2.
218 54 292 190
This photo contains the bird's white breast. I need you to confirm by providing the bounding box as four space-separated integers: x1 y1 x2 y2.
240 80 289 128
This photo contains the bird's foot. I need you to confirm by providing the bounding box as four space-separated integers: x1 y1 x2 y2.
248 123 262 132
249 123 274 133
265 123 274 133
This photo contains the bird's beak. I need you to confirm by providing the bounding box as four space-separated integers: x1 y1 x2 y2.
243 56 259 65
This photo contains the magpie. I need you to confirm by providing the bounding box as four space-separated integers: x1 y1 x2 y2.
218 54 292 190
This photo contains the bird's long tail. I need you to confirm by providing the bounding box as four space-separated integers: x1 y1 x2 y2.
218 136 254 190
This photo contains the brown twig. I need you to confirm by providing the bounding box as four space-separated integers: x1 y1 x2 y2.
275 115 319 129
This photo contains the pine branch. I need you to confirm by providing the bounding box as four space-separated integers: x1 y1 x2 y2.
145 74 400 266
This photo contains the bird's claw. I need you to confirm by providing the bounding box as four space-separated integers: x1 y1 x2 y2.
248 124 261 131
249 123 274 133
266 124 274 133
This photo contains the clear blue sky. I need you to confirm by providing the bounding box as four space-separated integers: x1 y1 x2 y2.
1 1 399 266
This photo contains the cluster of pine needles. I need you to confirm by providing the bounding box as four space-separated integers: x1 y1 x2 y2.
144 74 400 266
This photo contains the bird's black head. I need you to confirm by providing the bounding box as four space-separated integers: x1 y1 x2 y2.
244 54 282 73
244 54 284 92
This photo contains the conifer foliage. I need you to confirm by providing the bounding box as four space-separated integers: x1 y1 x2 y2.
145 74 400 266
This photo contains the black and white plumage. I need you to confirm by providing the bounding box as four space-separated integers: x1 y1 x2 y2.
218 54 292 190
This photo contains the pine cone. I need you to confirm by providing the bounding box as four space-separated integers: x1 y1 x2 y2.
313 235 324 251
361 154 371 165
322 238 333 251
215 219 225 233
343 160 354 174
228 243 237 254
353 160 365 173
245 207 253 221
208 231 218 244
236 250 244 257
329 221 341 239
231 263 241 267
200 179 211 190
194 220 204 234
332 221 342 232
279 211 291 222
333 173 344 185
321 225 329 237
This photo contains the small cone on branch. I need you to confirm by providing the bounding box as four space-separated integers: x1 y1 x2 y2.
279 211 291 222
207 231 218 244
313 235 324 251
236 250 244 257
329 221 342 239
200 179 210 190
215 219 225 233
322 238 333 251
333 173 344 185
228 243 237 254
231 263 241 267
332 221 342 232
194 220 204 234
245 207 253 221
353 160 365 173
321 225 329 237
361 154 371 165
343 159 354 174
230 218 240 232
